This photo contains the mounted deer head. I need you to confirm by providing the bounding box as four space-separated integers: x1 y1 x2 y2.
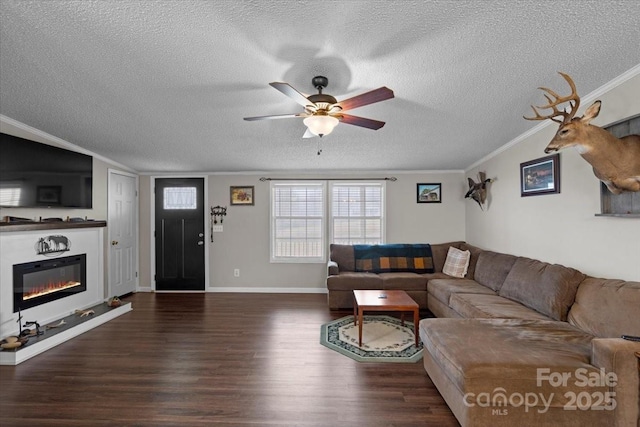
524 72 640 194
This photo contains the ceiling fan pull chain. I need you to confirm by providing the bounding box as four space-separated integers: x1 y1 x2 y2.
317 139 322 155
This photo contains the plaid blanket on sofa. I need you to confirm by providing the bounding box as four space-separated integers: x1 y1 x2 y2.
353 244 434 273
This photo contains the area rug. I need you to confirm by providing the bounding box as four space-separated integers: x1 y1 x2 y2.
320 315 423 363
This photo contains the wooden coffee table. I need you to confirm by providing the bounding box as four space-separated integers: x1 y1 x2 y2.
353 290 420 347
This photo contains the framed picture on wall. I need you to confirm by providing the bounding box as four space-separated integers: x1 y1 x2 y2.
230 186 254 205
520 153 560 197
417 183 441 203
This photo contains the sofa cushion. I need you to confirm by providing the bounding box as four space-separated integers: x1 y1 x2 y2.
329 244 355 272
568 277 640 338
427 278 496 306
442 246 471 278
419 272 451 281
419 318 599 409
430 241 464 273
326 272 382 290
354 244 434 273
457 242 483 279
499 257 585 322
449 293 551 320
473 250 518 291
378 272 428 290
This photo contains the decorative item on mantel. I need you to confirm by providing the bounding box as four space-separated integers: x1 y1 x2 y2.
107 296 122 307
75 309 95 317
36 235 70 256
465 172 494 210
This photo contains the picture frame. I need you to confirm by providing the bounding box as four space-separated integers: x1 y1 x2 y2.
417 183 441 203
230 186 254 205
36 186 62 205
520 153 560 197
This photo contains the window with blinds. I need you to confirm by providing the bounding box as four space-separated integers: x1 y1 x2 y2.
330 182 385 245
271 182 326 262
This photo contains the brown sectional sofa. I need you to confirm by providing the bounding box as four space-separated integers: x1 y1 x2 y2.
326 241 479 309
326 242 640 427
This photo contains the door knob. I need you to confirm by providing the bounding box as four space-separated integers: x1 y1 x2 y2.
198 232 204 237
197 241 204 245
111 240 118 246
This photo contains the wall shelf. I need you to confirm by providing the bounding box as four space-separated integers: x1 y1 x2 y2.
595 213 640 218
0 220 106 232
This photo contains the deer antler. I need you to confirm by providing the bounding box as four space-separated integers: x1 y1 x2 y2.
524 72 580 125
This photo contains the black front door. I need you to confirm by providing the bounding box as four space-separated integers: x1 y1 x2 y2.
155 178 205 291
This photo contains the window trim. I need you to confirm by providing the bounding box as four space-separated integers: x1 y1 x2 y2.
270 181 327 264
328 181 386 245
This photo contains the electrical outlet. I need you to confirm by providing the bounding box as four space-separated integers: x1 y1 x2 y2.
212 225 223 232
233 268 240 277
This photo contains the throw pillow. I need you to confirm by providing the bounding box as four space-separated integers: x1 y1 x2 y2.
442 246 471 278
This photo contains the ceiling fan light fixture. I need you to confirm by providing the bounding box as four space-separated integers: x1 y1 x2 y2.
303 114 339 137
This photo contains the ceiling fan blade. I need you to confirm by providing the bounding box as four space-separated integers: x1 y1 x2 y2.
339 114 386 130
244 113 304 121
270 82 313 107
302 128 316 138
336 87 394 111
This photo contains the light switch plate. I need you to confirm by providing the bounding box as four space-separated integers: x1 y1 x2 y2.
212 225 223 232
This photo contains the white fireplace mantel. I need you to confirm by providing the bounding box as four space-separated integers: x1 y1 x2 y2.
0 224 106 339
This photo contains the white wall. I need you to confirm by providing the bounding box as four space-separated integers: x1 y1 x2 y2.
465 72 640 281
138 171 466 291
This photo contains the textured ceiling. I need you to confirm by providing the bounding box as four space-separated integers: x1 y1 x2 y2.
1 1 639 173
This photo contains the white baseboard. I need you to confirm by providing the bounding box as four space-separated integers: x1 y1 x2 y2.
135 286 327 294
208 287 327 294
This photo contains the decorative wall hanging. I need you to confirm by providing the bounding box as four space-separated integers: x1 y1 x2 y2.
520 154 560 197
230 186 254 205
211 205 227 224
465 172 493 210
35 235 70 256
524 72 640 194
417 183 441 203
210 206 227 242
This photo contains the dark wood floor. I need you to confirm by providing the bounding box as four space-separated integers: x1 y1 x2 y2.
0 293 459 426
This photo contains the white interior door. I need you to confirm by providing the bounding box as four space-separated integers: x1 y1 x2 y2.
108 170 138 297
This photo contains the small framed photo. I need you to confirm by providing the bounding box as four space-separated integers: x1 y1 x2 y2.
417 183 441 203
37 186 62 205
230 186 254 205
520 153 560 197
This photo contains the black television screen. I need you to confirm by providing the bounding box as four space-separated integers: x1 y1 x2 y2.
0 133 93 208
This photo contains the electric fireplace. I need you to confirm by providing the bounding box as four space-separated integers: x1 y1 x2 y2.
13 254 87 312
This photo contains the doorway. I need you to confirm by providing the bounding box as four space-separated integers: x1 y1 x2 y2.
154 177 206 291
108 170 138 297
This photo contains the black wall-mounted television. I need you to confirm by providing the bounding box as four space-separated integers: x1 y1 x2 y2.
0 133 93 208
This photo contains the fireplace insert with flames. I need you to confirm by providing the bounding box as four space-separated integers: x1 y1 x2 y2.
13 254 87 312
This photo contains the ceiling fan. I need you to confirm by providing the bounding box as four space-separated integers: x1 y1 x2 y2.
244 76 394 138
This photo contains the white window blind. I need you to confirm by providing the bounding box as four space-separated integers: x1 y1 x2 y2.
271 182 326 262
330 182 384 245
